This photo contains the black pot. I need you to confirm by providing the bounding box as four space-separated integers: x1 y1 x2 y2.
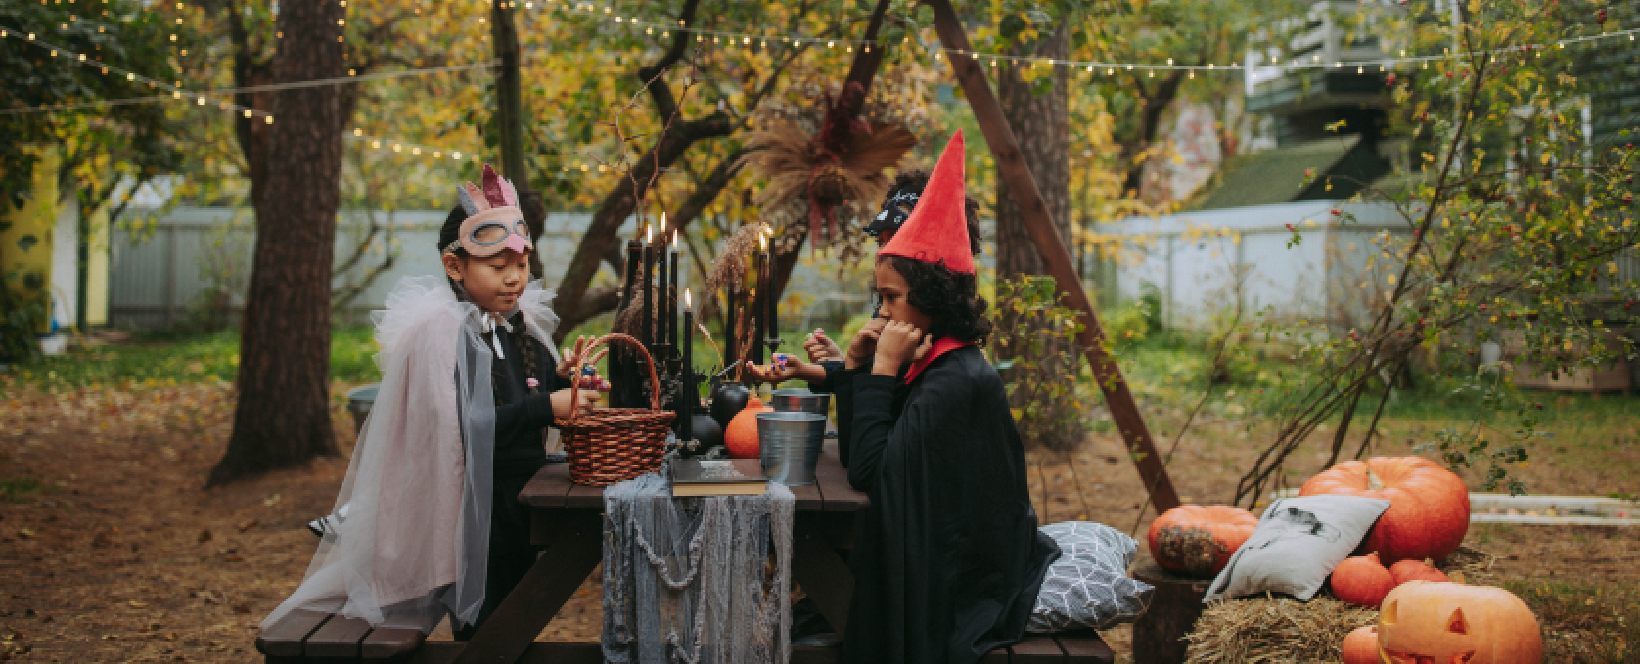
708 381 752 428
687 413 724 451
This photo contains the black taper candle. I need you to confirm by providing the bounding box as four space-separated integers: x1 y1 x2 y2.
724 286 738 368
750 245 765 366
682 289 694 442
669 233 680 347
656 219 668 347
766 243 779 347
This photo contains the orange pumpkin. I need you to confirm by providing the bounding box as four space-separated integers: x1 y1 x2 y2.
1300 456 1470 564
1377 581 1543 664
1389 558 1450 585
1330 552 1397 608
723 396 769 459
1340 625 1380 664
1146 505 1258 578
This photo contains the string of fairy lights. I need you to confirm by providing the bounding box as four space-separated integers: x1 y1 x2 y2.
6 0 1639 171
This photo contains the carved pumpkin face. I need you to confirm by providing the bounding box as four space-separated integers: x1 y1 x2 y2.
1377 581 1543 664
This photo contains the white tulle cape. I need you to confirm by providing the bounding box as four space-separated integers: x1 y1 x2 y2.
261 276 562 632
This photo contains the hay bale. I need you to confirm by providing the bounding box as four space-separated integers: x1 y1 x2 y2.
1184 596 1378 663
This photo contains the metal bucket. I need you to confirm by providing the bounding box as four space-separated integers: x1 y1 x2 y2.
346 384 381 436
756 411 827 486
771 388 830 416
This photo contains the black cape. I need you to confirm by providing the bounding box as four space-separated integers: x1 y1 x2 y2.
835 346 1059 663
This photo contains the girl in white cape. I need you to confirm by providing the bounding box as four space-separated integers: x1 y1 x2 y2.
263 165 598 635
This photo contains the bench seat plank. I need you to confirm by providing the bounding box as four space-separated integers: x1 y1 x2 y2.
360 626 427 660
1010 633 1070 661
255 608 335 658
1054 630 1116 663
303 613 373 658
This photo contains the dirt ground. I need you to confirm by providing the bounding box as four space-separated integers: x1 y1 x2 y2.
1 380 1636 662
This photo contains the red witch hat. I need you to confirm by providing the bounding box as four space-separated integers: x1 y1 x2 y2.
877 130 974 275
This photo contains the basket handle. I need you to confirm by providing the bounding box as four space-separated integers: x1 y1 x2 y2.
563 332 664 426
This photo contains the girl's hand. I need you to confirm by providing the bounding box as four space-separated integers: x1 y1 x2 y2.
844 318 888 370
803 329 844 363
746 354 827 385
550 387 599 419
557 335 595 378
872 321 928 376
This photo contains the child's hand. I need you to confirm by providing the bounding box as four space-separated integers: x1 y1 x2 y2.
557 335 595 378
550 387 599 419
844 318 887 370
804 329 844 363
746 353 826 385
872 321 928 376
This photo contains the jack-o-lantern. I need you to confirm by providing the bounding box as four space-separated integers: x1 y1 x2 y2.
1300 456 1470 564
1377 581 1543 664
1146 505 1257 577
1340 625 1380 664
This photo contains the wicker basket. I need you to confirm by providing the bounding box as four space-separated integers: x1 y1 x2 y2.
561 333 675 486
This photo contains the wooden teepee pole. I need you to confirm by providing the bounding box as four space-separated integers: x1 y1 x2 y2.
925 0 1181 512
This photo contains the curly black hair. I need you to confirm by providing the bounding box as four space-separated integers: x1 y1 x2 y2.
883 170 983 256
881 254 992 345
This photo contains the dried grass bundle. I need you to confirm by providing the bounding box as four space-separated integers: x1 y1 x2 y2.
1184 596 1378 664
736 117 915 246
702 223 765 297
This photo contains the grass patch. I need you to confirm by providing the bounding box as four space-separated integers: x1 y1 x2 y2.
1500 577 1640 662
0 477 43 504
2 326 381 390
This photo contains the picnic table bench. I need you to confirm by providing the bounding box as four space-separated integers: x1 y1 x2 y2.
257 441 1114 663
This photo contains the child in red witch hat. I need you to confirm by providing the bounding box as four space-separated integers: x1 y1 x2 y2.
834 131 1059 663
746 170 983 467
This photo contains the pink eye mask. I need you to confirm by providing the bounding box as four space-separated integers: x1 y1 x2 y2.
445 164 532 257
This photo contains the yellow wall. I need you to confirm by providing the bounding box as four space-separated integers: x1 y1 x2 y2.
0 147 60 335
86 203 110 327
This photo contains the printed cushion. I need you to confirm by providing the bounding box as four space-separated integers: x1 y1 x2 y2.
1204 494 1391 602
1027 521 1155 633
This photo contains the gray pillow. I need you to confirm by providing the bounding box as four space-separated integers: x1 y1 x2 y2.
1204 495 1391 602
1027 521 1155 633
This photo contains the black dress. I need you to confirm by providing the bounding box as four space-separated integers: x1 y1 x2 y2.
455 313 566 638
835 346 1059 663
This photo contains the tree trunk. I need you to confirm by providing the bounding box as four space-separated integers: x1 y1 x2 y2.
993 23 1082 451
490 0 546 278
1120 71 1185 199
209 0 346 486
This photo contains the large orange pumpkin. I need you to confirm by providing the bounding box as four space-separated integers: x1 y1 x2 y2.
1300 456 1470 564
1377 581 1543 664
1340 625 1380 664
1330 552 1396 608
1146 505 1258 578
723 396 769 459
1389 558 1450 585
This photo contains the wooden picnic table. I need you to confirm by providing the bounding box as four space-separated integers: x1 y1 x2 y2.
442 439 869 664
259 439 1112 663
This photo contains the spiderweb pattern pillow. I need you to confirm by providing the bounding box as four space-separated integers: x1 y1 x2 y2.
1027 521 1155 633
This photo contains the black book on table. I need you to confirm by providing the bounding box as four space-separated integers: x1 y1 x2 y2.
669 458 769 497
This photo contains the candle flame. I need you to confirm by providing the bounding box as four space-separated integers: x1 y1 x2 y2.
659 211 667 233
646 224 652 244
684 288 693 310
671 229 678 247
759 233 767 251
